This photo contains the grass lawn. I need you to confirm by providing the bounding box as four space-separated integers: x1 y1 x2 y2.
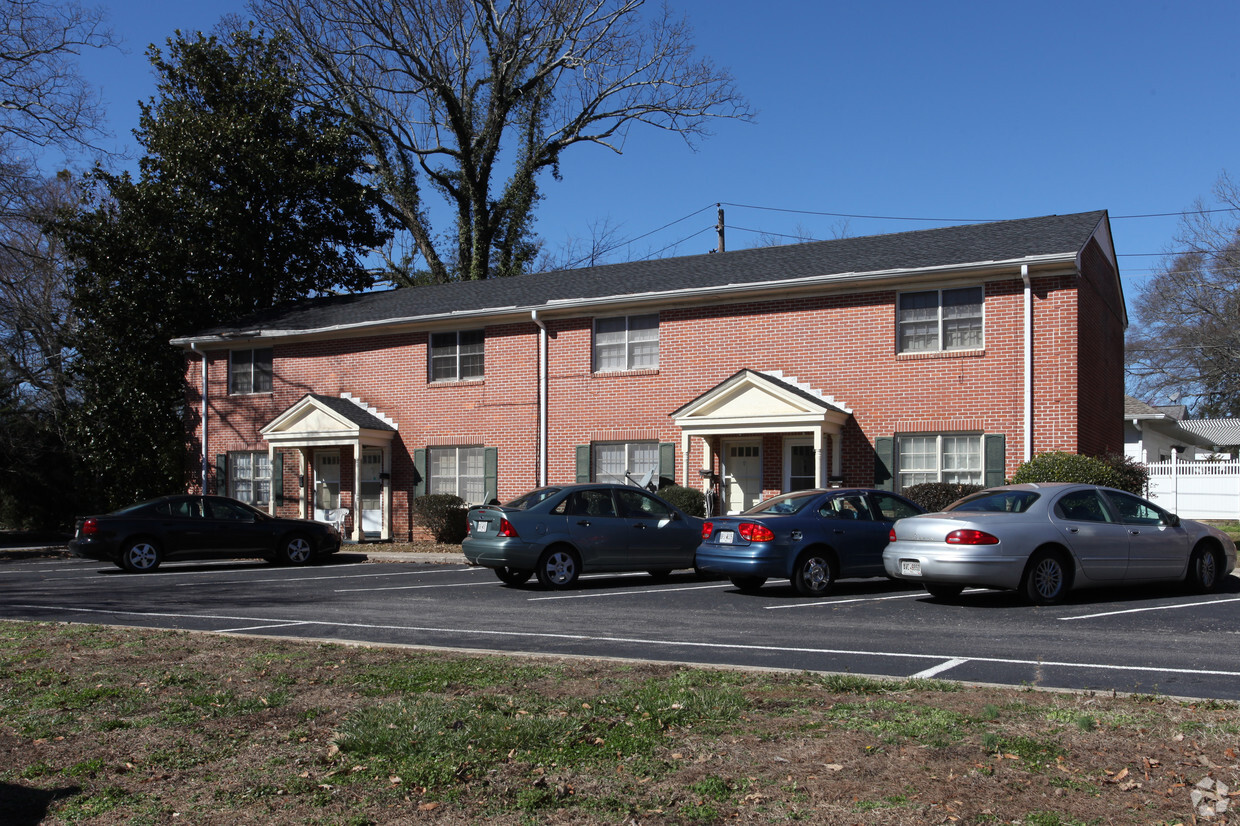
2 621 1237 824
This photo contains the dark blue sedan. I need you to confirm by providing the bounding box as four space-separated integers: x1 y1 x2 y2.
696 488 924 596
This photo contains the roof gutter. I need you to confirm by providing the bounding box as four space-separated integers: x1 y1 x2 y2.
170 253 1078 350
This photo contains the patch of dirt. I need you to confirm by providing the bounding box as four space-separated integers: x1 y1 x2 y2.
1 622 1237 825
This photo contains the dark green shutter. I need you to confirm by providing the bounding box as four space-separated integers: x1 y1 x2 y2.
484 447 498 502
575 445 591 483
874 437 894 491
658 442 675 486
413 448 426 497
272 452 283 506
984 434 1007 487
216 454 228 496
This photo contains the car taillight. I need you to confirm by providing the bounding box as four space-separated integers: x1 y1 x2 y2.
82 518 98 535
889 527 897 542
701 521 714 540
465 519 472 536
497 517 518 538
738 522 775 542
945 529 999 545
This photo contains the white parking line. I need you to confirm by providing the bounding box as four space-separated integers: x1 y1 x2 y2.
529 583 732 601
912 658 969 679
1059 596 1240 621
335 579 498 593
216 621 314 633
17 603 1240 681
765 591 929 610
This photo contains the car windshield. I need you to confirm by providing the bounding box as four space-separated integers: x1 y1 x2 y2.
503 487 561 510
946 490 1041 514
744 491 819 515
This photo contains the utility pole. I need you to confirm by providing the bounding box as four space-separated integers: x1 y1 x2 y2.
716 204 725 253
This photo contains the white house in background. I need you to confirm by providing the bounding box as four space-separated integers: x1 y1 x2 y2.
1123 396 1215 462
1179 418 1240 460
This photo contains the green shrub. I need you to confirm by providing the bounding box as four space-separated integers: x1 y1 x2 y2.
409 494 467 543
901 483 984 512
658 483 706 517
1009 451 1148 495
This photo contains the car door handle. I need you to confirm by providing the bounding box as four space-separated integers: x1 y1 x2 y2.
1068 527 1079 533
833 529 846 535
632 523 647 529
576 520 591 527
1129 530 1141 536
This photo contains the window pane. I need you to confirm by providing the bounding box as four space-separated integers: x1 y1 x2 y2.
942 288 983 350
459 331 484 379
629 339 659 369
252 349 273 392
593 443 626 484
230 352 252 394
628 442 659 480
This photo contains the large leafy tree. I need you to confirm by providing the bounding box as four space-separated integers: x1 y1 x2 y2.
1125 174 1240 417
61 29 389 510
249 0 752 283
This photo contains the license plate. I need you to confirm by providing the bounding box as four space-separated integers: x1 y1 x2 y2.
900 560 922 577
718 530 735 544
474 520 491 533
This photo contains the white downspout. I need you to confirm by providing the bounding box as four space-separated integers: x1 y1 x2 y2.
531 310 548 487
189 342 208 492
1021 265 1032 461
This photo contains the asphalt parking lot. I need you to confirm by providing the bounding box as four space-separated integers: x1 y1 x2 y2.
3 552 1240 701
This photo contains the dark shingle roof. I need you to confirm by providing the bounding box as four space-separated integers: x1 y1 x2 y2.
177 210 1108 343
307 394 396 431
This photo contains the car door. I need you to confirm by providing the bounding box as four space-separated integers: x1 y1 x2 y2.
203 498 272 555
155 497 212 556
614 488 697 568
1050 488 1129 582
817 492 888 576
1103 489 1190 581
563 488 627 569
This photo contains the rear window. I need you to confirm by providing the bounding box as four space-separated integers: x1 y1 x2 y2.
946 490 1040 514
504 487 561 510
745 491 819 515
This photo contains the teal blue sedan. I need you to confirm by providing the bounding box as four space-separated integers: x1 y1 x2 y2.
462 484 702 588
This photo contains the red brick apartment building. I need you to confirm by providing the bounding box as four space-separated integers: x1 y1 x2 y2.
172 211 1126 542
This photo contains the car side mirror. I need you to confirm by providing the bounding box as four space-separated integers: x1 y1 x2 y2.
1163 513 1181 528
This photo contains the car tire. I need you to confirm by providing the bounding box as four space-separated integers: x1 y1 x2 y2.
495 566 532 586
1021 550 1069 605
924 583 964 600
536 548 580 589
1186 545 1222 594
277 533 314 566
792 551 837 598
120 539 162 573
730 575 766 594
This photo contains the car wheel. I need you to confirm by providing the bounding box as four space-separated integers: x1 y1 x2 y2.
924 583 964 600
792 551 837 597
536 548 580 589
1021 550 1069 605
120 539 162 573
495 566 532 586
278 534 313 566
647 568 672 581
1186 545 1222 594
730 575 766 594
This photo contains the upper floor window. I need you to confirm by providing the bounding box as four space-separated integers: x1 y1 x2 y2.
897 434 982 489
593 313 658 372
898 287 983 353
430 330 484 382
229 348 272 394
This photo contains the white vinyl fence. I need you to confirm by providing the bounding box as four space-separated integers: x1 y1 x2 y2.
1145 456 1240 520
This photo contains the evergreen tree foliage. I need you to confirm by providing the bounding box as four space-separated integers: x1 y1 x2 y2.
60 29 389 510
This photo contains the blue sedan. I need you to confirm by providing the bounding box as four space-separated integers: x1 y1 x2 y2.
462 483 702 588
696 488 924 596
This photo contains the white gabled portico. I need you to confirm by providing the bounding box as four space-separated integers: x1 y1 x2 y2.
260 393 397 542
672 369 852 500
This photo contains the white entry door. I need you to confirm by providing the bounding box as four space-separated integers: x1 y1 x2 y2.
724 441 762 514
314 452 341 524
360 450 383 537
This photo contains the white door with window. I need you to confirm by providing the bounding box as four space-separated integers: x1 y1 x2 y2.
724 442 762 514
314 452 341 525
360 450 383 537
784 438 817 492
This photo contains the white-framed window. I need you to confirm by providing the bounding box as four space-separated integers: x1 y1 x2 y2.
229 451 271 506
783 438 817 492
429 330 484 382
229 348 273 394
897 287 983 353
897 434 982 489
428 446 485 503
592 441 658 485
593 313 658 372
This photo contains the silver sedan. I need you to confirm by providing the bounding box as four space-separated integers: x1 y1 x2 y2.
882 483 1237 604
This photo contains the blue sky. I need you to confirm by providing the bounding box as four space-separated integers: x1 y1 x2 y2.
72 0 1240 303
